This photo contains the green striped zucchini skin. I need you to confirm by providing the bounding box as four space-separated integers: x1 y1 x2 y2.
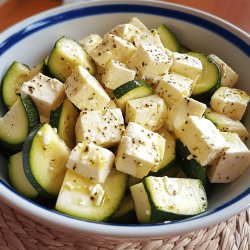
157 24 180 52
0 95 40 152
190 53 221 104
22 123 70 199
143 176 207 223
1 61 30 110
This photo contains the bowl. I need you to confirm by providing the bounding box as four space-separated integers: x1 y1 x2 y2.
0 0 249 240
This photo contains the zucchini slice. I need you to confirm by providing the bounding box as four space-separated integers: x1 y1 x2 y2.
50 98 79 149
42 56 53 77
176 140 213 196
113 80 153 111
110 195 138 224
179 45 191 53
48 36 96 82
1 61 30 109
189 52 221 102
131 176 207 223
157 24 180 52
55 169 127 221
0 95 40 151
204 108 249 141
9 151 39 199
22 123 70 198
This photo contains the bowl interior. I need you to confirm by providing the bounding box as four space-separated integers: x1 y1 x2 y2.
0 0 249 237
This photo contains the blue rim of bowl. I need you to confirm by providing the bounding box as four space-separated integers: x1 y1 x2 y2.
0 2 249 231
0 4 249 55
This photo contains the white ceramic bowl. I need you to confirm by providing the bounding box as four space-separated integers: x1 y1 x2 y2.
0 0 249 239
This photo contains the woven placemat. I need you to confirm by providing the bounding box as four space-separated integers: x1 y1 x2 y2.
0 201 249 250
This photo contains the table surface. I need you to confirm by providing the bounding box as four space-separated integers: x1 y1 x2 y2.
0 0 249 34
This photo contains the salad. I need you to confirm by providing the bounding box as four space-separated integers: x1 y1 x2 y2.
0 17 249 224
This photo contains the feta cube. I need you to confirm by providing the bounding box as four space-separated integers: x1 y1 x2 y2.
90 34 136 67
19 73 65 118
79 34 102 54
108 23 141 43
125 94 167 131
209 54 238 87
210 86 250 120
208 132 250 183
66 142 115 183
102 60 136 89
129 17 149 32
115 122 166 178
94 64 105 83
75 108 125 148
166 96 206 132
128 43 172 79
170 52 203 82
65 65 110 111
133 29 164 49
155 73 194 106
177 116 229 166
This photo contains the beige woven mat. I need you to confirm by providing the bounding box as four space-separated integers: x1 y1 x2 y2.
0 202 249 250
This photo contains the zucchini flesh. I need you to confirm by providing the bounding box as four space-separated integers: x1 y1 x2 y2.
1 61 30 109
204 108 249 141
113 80 153 111
157 24 180 52
9 151 39 199
50 98 79 149
0 95 40 151
56 169 127 221
144 176 207 223
130 182 151 223
176 140 213 197
190 52 221 102
48 36 96 82
22 123 70 198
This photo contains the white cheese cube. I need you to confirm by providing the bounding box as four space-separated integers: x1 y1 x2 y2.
170 52 203 82
79 34 102 54
129 17 149 32
90 34 136 67
125 94 167 131
115 122 166 178
94 64 105 83
208 132 250 183
102 60 136 89
133 29 164 49
209 54 238 87
128 43 172 79
210 86 250 120
108 23 141 43
166 96 206 132
65 65 110 111
19 73 65 118
155 73 194 106
66 143 115 183
75 108 125 148
177 116 229 166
